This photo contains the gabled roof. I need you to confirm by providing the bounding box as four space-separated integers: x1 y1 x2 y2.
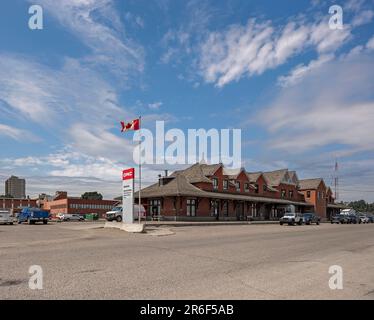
170 163 212 184
299 178 325 190
135 174 206 198
222 167 245 179
288 171 299 185
201 163 222 176
246 172 263 183
263 169 289 186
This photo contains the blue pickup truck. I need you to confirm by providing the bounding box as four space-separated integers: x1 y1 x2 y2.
18 207 49 225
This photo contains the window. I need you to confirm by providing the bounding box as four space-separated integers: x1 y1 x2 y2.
318 191 321 200
235 181 241 192
212 178 219 190
254 184 259 193
307 191 311 198
149 199 161 216
223 180 229 190
263 185 267 192
281 189 286 198
187 199 196 217
289 190 294 198
210 200 220 217
244 183 250 192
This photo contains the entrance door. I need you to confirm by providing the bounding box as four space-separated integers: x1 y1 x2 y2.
236 202 244 220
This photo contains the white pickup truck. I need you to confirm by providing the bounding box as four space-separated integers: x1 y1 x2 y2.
0 210 14 225
106 204 146 222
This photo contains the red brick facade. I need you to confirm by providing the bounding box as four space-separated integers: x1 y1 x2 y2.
42 193 118 219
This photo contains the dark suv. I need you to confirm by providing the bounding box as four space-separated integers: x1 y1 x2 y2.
302 213 320 225
331 214 349 224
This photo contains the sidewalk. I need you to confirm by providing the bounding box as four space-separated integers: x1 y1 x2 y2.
143 220 279 227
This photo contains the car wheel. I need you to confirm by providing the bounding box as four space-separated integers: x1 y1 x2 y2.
43 220 48 225
116 215 122 223
9 222 13 225
66 218 70 222
316 221 320 225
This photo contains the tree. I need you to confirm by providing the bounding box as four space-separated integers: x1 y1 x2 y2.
81 192 103 200
348 200 374 213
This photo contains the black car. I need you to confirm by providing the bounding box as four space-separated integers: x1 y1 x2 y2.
302 213 320 225
331 214 349 224
347 214 359 224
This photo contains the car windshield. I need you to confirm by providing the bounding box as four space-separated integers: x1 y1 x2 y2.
284 213 294 217
111 207 122 211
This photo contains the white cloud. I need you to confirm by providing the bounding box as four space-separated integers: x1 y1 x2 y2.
148 102 163 110
278 54 334 87
28 0 144 79
0 124 40 142
257 51 374 153
367 35 374 50
351 9 374 26
198 16 351 87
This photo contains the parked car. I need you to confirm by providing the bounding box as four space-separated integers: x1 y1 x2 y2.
0 210 14 225
347 214 359 224
106 204 146 222
280 212 304 226
57 213 84 222
302 213 320 225
331 214 349 224
18 207 49 225
358 214 369 224
366 214 374 223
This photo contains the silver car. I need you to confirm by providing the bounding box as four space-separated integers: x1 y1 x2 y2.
58 213 84 222
0 210 14 225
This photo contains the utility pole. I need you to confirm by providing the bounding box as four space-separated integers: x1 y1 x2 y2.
334 159 339 201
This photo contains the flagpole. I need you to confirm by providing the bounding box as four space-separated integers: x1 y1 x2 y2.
138 116 142 224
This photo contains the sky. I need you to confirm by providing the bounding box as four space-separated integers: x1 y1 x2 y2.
0 0 374 201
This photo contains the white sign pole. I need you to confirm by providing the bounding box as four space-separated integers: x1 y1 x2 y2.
122 168 134 224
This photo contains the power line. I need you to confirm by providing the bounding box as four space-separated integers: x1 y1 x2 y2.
339 189 374 193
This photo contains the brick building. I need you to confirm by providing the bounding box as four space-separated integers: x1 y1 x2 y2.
135 163 325 221
0 197 37 212
299 180 343 219
42 191 118 219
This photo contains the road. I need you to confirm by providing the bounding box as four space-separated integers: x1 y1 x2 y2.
0 222 373 299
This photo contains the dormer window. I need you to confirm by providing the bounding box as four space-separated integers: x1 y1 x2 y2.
223 180 229 190
244 183 250 192
281 189 286 198
235 181 241 192
212 178 219 190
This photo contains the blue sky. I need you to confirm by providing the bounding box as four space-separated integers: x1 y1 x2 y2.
1 0 374 201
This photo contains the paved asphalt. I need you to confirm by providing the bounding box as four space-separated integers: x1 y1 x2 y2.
0 222 373 300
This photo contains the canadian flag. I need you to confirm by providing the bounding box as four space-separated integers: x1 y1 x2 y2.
120 118 140 132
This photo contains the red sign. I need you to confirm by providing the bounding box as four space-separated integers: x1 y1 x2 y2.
122 168 135 181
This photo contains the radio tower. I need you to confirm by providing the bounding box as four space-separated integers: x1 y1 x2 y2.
334 159 339 201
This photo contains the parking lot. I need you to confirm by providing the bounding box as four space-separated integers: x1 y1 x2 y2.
0 222 373 300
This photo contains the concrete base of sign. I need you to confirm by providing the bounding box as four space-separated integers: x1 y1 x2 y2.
104 221 145 233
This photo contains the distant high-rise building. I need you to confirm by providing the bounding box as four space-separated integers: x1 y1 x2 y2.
5 176 26 199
